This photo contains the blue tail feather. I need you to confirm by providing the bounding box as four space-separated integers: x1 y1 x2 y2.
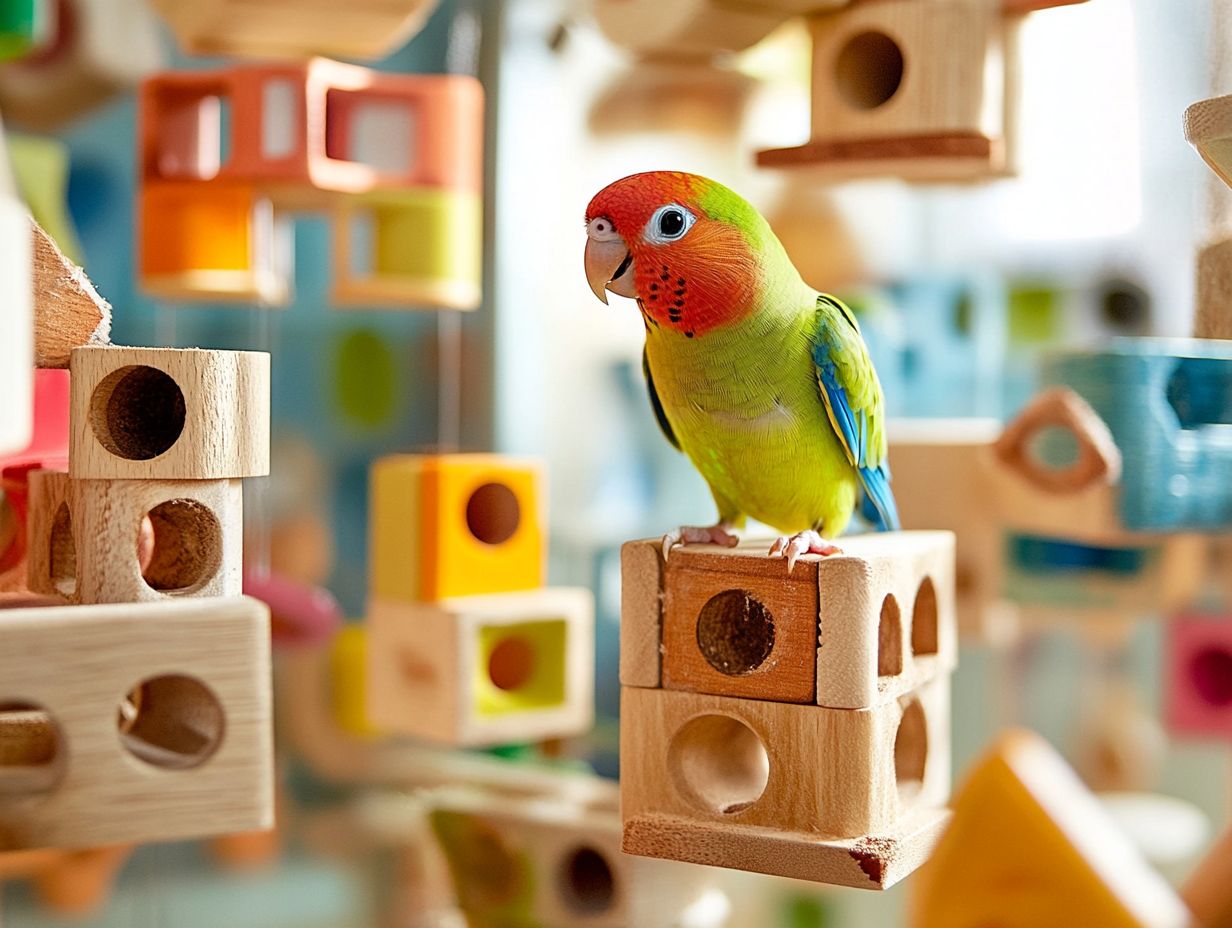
858 463 900 532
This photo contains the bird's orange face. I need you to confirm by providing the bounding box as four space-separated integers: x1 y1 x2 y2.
584 172 759 338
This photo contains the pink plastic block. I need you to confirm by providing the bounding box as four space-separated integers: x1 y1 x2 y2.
1167 613 1232 739
243 569 342 648
0 369 70 471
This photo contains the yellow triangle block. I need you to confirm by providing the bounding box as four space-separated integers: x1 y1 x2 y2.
911 729 1192 928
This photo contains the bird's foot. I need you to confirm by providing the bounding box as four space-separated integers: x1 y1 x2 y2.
662 523 739 560
769 531 842 573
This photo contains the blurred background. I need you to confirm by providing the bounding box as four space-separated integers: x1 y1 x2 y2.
1 0 1231 925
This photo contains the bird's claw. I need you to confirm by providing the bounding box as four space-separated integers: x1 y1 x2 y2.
661 524 739 560
769 531 842 572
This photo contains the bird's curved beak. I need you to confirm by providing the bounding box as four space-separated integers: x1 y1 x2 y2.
585 235 636 304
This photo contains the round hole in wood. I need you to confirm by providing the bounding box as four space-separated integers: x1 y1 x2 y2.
696 589 775 676
465 482 521 545
911 577 939 656
117 674 223 770
895 697 928 804
835 31 905 111
669 714 769 815
0 701 65 797
878 594 903 676
558 845 616 916
89 365 186 461
141 499 222 595
1191 646 1232 707
49 502 76 597
488 636 536 691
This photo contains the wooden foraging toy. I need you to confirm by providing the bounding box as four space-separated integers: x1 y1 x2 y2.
910 728 1192 928
1165 613 1232 740
370 454 544 603
365 589 594 748
0 596 274 851
149 0 439 62
757 0 1085 182
31 218 111 369
26 470 244 605
68 345 270 481
0 0 162 131
619 533 956 890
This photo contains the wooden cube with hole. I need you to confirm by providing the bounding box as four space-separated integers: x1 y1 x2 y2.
27 470 243 604
69 346 269 481
364 589 593 747
755 0 1088 180
0 596 273 850
620 673 951 889
369 454 544 602
429 782 717 928
1166 614 1232 740
626 533 955 710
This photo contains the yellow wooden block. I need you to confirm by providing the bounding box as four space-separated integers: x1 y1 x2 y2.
910 729 1192 928
330 624 380 738
364 589 594 748
369 454 544 603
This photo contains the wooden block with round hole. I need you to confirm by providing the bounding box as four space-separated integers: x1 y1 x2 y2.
27 470 242 604
621 674 950 847
369 454 544 603
0 596 273 850
1165 614 1232 740
364 589 594 748
69 346 269 481
651 533 955 709
429 781 720 928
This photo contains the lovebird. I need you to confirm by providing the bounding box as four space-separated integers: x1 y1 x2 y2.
583 171 899 568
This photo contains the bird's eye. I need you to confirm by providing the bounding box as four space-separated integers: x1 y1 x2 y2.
587 217 620 242
644 204 696 244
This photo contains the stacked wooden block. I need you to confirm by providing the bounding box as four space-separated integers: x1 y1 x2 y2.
364 454 594 747
1 344 274 851
619 532 957 890
138 59 483 309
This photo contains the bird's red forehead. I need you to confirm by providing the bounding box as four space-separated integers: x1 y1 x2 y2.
585 172 706 237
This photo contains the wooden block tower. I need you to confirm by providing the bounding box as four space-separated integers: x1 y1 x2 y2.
364 454 595 747
2 279 275 849
619 532 957 890
137 6 483 310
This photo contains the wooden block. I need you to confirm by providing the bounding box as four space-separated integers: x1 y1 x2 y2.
140 63 483 198
369 454 544 602
1183 821 1232 928
69 346 270 480
28 472 243 604
331 189 483 311
31 218 111 369
1196 237 1232 340
139 181 288 305
592 0 788 56
0 0 162 131
620 539 663 688
0 183 32 456
621 675 950 844
757 0 1018 181
910 729 1191 928
149 0 438 62
644 533 955 709
0 596 273 850
1165 614 1232 740
365 589 594 748
1185 94 1232 191
888 420 1010 642
429 782 719 928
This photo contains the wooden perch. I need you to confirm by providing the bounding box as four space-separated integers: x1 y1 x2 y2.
32 218 111 369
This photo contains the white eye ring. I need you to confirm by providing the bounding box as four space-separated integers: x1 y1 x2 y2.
643 204 696 244
587 217 620 242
